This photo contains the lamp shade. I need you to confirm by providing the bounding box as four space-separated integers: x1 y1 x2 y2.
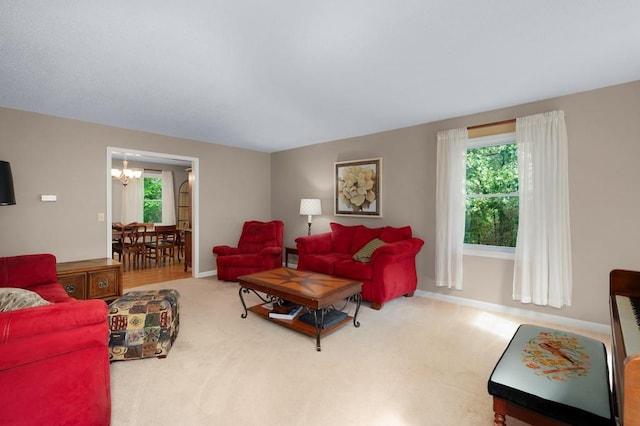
0 161 16 206
299 198 321 216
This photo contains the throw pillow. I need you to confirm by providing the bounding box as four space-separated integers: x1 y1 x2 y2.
352 238 386 263
0 288 51 312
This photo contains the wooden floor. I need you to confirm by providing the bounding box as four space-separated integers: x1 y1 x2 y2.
122 260 192 290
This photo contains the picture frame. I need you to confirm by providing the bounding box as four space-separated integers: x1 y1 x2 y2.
334 157 382 217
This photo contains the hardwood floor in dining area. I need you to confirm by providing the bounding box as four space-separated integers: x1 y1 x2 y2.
122 261 192 290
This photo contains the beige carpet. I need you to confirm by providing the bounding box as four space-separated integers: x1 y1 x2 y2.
110 277 610 426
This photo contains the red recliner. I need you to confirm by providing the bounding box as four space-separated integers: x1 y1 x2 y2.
0 254 111 426
212 220 284 281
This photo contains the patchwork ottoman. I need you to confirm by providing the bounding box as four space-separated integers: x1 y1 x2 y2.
108 289 180 361
488 324 614 425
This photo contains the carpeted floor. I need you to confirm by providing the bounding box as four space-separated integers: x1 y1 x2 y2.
109 277 610 426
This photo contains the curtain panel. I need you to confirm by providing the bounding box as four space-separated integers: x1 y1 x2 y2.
161 170 176 225
121 178 143 224
435 128 468 290
513 110 572 308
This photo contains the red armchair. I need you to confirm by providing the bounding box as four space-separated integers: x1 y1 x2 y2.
212 220 284 281
0 254 111 426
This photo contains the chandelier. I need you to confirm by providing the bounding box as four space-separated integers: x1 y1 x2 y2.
111 158 142 186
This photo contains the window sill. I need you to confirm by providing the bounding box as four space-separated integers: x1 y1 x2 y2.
463 244 515 260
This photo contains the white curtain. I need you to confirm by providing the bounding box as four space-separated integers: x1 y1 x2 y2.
161 170 176 225
435 128 468 290
121 178 143 224
513 110 572 308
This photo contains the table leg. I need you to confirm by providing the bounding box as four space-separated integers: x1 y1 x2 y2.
238 287 249 318
314 309 324 352
352 293 362 328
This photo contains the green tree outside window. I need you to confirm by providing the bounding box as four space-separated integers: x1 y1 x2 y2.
143 177 162 223
465 143 519 247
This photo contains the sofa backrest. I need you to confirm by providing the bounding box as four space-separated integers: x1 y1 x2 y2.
329 222 413 254
237 220 284 254
0 254 58 289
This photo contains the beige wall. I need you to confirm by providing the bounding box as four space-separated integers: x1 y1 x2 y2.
0 108 272 274
272 80 640 325
2 81 638 324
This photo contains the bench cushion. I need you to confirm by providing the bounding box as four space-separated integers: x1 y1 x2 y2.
488 324 614 425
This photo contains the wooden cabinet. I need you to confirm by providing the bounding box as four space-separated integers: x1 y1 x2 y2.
57 258 123 302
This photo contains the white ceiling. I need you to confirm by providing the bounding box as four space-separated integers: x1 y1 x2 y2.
2 1 639 153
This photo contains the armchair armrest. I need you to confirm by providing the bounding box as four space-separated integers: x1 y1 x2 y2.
258 246 282 257
0 299 107 343
295 232 333 254
212 245 242 256
0 300 108 371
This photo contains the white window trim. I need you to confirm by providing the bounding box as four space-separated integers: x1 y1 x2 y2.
464 131 517 260
464 244 515 260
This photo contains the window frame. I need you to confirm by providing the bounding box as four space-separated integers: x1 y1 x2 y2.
463 131 518 260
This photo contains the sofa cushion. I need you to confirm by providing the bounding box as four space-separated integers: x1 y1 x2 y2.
330 222 358 253
353 238 386 262
0 254 59 288
334 259 373 281
30 283 75 303
302 253 350 275
0 288 51 312
350 226 383 253
380 225 412 243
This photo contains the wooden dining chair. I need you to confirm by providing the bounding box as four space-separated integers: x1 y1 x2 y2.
113 222 147 271
145 225 178 267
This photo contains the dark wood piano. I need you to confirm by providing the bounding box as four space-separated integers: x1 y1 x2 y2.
610 269 640 424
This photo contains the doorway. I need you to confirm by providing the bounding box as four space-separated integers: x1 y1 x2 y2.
106 147 199 284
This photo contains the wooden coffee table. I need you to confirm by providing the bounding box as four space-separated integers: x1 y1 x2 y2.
237 267 362 351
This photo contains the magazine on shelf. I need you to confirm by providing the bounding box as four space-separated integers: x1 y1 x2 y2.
268 304 303 320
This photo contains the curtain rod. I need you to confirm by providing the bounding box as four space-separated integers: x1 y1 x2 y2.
144 168 162 173
467 118 515 130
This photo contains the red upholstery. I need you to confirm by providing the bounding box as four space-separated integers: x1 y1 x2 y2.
296 223 424 309
212 220 284 281
0 254 111 426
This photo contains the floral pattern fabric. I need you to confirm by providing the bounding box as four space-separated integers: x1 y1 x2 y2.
522 330 591 381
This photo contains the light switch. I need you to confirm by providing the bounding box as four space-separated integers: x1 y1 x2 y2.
98 213 105 222
41 194 57 202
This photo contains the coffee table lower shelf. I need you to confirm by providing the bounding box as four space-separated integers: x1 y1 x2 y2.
248 304 353 340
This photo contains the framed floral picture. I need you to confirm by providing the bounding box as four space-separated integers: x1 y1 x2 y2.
334 157 382 217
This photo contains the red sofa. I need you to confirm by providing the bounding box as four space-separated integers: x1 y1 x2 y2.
213 220 284 281
0 254 111 426
295 223 424 309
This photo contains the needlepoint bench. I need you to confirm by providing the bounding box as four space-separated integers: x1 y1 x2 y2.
488 324 614 425
107 289 180 361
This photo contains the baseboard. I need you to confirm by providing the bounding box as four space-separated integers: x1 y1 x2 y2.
196 269 216 279
416 290 610 335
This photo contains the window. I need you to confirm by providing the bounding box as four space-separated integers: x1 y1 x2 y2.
143 172 163 223
464 132 518 254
